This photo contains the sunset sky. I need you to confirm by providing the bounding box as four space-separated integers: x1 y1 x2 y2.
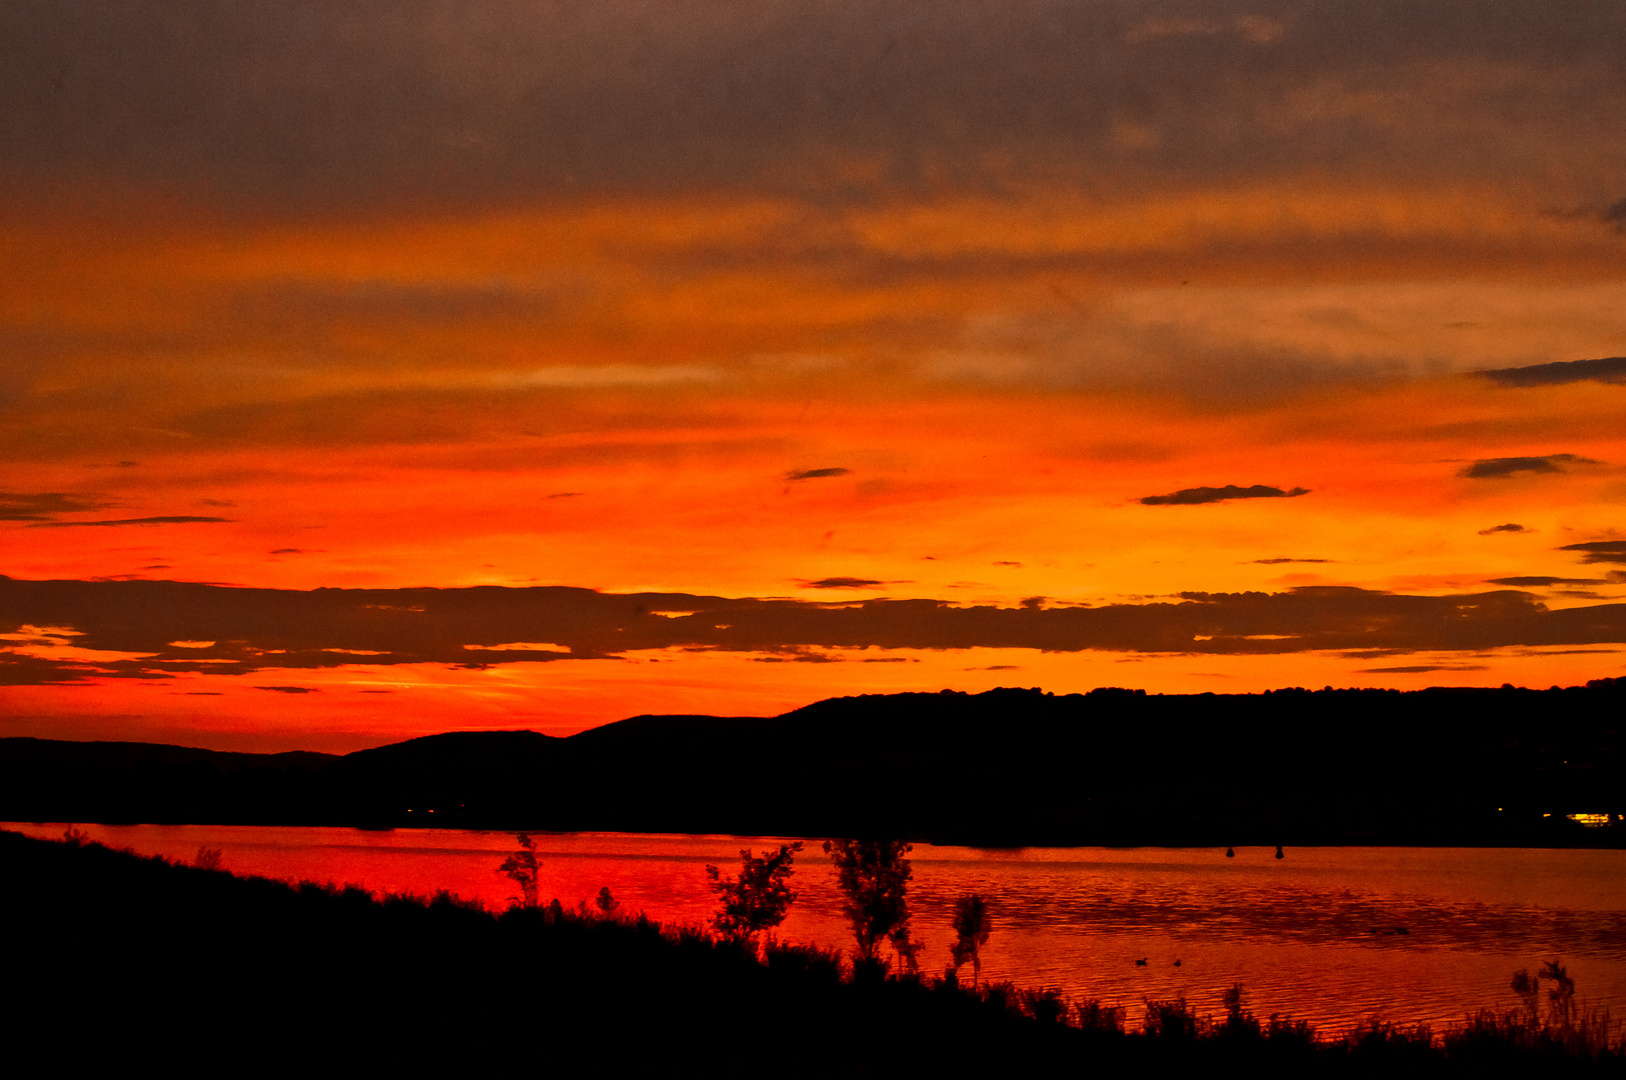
4 1 1626 752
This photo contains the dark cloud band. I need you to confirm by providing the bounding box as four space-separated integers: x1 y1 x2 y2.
1479 357 1626 388
4 576 1625 686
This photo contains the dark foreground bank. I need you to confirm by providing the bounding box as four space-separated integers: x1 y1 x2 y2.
2 830 1619 1077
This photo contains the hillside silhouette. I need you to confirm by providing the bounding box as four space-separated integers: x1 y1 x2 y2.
3 682 1622 846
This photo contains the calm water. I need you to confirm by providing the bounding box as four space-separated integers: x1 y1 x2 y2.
10 822 1625 1036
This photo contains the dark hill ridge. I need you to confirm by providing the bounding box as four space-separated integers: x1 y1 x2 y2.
3 682 1623 846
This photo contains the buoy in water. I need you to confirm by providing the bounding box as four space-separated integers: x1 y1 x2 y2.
1225 846 1235 858
1275 845 1284 859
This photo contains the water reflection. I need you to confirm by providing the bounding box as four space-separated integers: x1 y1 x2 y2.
8 823 1622 1034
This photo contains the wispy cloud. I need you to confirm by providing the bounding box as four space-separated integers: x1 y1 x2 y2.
1478 356 1626 388
1141 485 1309 506
785 468 850 481
804 577 884 589
26 516 232 529
1124 13 1285 46
1560 541 1626 565
1459 455 1599 480
0 492 112 522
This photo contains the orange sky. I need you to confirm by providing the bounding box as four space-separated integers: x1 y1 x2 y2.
3 2 1625 751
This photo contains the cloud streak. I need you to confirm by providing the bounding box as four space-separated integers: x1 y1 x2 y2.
1141 485 1309 506
24 516 233 529
1479 356 1626 388
1458 455 1599 480
0 492 111 522
1561 541 1626 565
804 577 884 589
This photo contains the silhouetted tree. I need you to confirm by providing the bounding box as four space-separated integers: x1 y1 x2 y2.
823 838 914 969
889 924 923 976
496 832 540 908
705 842 803 944
1512 968 1541 1028
1542 960 1576 1029
949 893 991 988
595 886 620 919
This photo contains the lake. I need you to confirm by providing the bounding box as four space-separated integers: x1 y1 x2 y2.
8 822 1623 1036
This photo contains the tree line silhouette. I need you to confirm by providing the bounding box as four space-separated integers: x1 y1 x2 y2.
4 683 1621 847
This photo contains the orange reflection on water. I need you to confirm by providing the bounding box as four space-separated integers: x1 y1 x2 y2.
9 823 1624 1037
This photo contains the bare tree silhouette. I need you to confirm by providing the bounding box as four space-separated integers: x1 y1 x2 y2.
705 842 803 945
949 893 992 988
496 832 540 909
823 838 915 972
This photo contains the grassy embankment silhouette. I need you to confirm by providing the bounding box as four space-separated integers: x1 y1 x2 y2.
4 829 1621 1076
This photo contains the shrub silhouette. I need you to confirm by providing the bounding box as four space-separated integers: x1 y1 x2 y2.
1221 983 1261 1040
595 886 620 919
1077 999 1125 1035
1143 996 1202 1041
704 841 803 945
496 832 540 908
949 893 992 988
1450 961 1623 1060
823 838 914 970
1019 987 1068 1025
